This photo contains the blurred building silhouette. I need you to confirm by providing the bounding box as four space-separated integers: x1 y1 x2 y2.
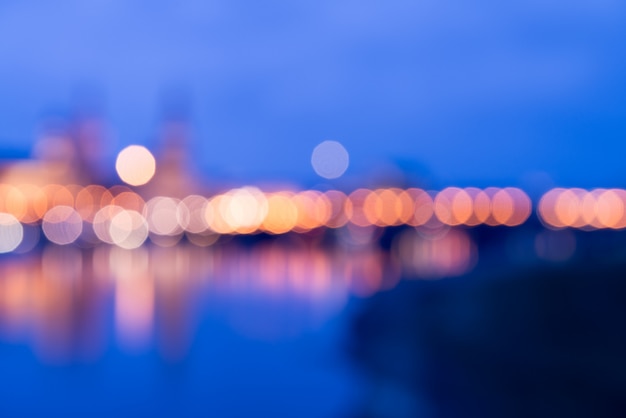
0 100 202 197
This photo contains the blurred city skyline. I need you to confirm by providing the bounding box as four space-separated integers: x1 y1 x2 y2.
1 0 626 188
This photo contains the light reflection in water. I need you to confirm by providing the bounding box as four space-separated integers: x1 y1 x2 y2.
0 230 475 362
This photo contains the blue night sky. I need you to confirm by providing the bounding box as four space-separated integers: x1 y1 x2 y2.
1 0 626 189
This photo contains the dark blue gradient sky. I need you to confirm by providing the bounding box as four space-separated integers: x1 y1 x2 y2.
1 0 626 188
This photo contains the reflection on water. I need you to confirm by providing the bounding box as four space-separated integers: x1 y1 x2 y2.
0 229 474 363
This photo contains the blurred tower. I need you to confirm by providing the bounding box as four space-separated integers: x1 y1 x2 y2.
27 115 80 185
69 101 108 185
30 90 108 186
143 90 201 198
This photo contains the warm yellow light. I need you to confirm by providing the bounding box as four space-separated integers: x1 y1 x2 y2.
292 190 331 232
221 187 268 234
204 195 235 234
262 192 298 234
115 145 156 186
0 185 27 221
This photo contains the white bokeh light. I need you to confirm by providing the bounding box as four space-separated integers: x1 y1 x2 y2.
110 210 149 249
115 145 156 186
42 206 83 245
0 213 23 253
311 140 349 179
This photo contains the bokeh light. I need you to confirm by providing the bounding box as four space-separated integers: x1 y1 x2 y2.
93 205 125 244
262 192 298 234
406 188 434 226
0 213 24 253
145 196 185 236
42 206 83 245
599 189 626 229
204 194 233 234
0 184 28 221
493 188 532 227
115 145 156 187
109 210 149 249
345 189 374 227
311 140 349 179
75 185 113 222
292 191 331 232
538 188 626 230
222 187 268 234
365 188 405 227
180 195 209 234
434 187 472 226
323 190 350 228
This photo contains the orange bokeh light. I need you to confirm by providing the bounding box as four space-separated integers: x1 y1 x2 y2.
262 192 298 234
76 185 113 222
538 187 626 230
345 189 375 227
323 190 349 228
405 188 433 226
292 190 331 232
434 187 472 226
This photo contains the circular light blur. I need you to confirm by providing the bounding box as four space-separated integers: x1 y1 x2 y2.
115 145 156 186
538 188 566 228
345 189 374 227
434 187 471 226
112 191 146 212
323 190 349 228
554 189 584 228
406 189 433 226
204 195 234 234
76 185 113 222
463 188 486 226
311 140 349 179
292 191 329 232
93 205 125 244
221 187 268 234
145 196 184 235
491 189 515 225
180 195 209 233
503 188 532 226
18 184 45 223
0 213 23 253
109 210 149 249
605 189 626 229
0 185 27 221
365 189 402 226
42 206 83 245
262 192 298 234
